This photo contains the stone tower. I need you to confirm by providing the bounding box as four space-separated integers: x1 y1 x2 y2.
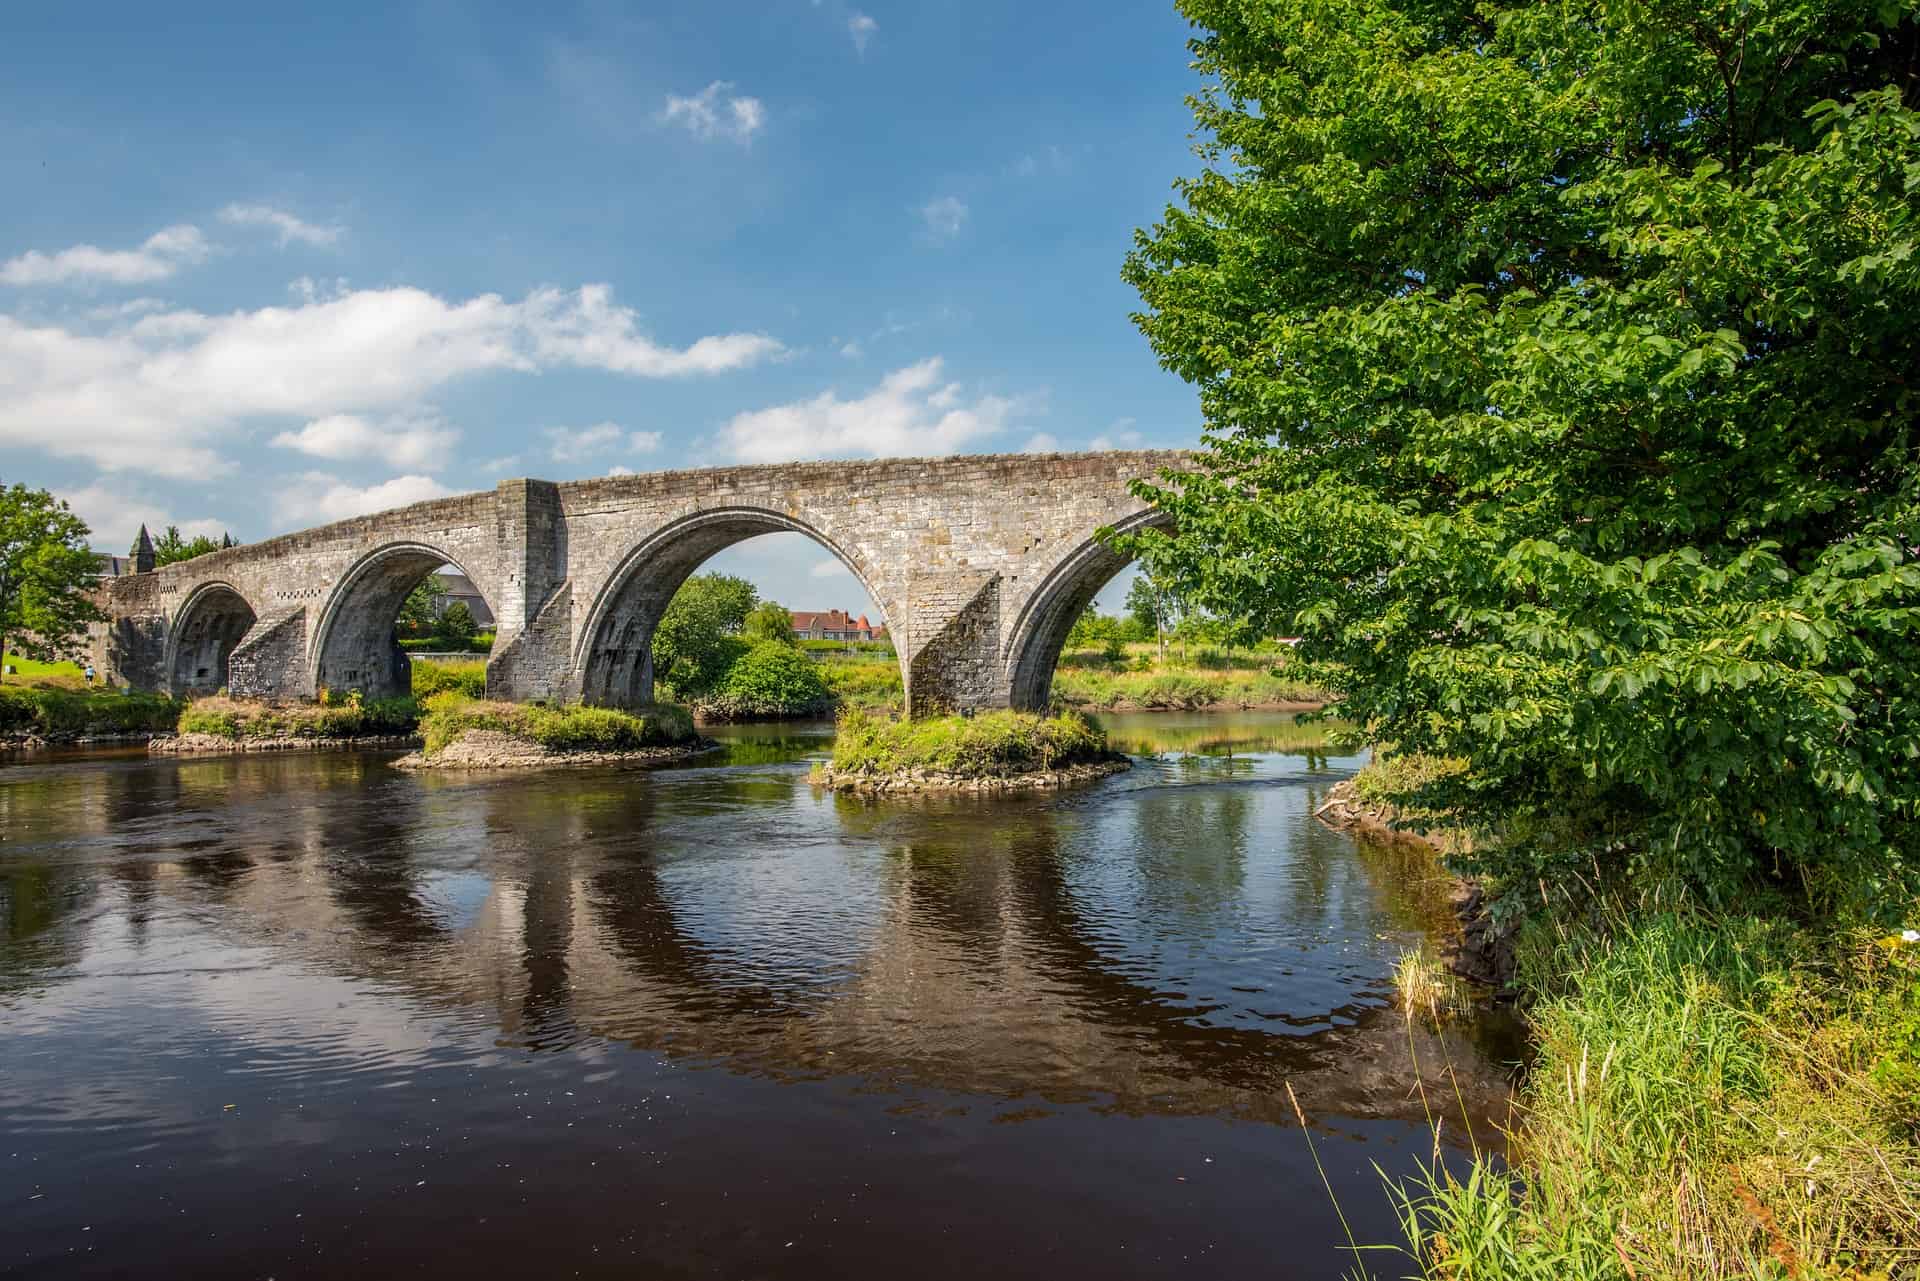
132 525 155 574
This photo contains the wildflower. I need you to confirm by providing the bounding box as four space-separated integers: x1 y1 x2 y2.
1904 929 1919 944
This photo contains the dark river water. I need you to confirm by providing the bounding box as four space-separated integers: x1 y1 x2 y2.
1 712 1516 1279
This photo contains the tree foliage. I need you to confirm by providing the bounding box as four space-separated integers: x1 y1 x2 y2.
0 483 104 666
743 601 798 647
149 525 227 567
433 600 478 644
714 640 832 716
397 577 447 638
1123 0 1920 912
653 572 759 696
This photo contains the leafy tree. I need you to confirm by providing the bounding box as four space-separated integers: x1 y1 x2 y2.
433 601 478 645
1124 571 1183 659
743 601 798 647
653 573 759 696
1122 0 1920 910
150 525 224 567
714 640 832 716
1 484 104 667
397 577 447 638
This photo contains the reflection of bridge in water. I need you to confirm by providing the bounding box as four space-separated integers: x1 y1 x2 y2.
2 750 1510 1132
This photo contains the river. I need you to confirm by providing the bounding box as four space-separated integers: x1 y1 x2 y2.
1 711 1516 1279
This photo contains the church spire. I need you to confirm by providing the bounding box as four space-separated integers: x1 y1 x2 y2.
133 524 155 574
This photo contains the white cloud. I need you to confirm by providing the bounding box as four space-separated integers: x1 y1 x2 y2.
809 558 844 578
919 196 967 240
607 464 636 477
1020 432 1061 453
544 421 625 462
848 12 878 53
838 339 863 359
716 358 1014 462
57 483 227 551
271 413 459 469
1 224 209 287
660 81 766 143
628 429 663 453
274 472 457 526
218 204 345 249
1089 417 1144 451
0 282 781 478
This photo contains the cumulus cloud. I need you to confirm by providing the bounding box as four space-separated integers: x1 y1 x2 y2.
543 422 625 462
1 224 210 287
1020 432 1061 453
660 82 766 143
1089 417 1145 451
809 558 845 578
219 204 345 249
848 12 878 52
716 358 1014 463
628 429 663 453
919 196 967 240
271 413 459 469
0 282 782 478
274 472 457 526
607 464 636 477
57 483 227 551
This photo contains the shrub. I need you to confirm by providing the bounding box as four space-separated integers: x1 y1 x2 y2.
703 642 831 719
818 659 903 712
829 707 1113 778
177 694 421 740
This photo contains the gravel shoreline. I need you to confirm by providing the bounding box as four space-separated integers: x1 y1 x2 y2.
391 729 717 771
811 756 1130 794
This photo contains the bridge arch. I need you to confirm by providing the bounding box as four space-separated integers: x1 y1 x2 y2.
166 581 259 697
1003 509 1173 711
311 542 494 700
575 507 899 708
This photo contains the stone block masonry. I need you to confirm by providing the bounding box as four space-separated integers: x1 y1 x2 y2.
90 450 1190 715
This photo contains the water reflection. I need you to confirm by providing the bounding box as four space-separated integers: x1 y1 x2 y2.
0 715 1514 1280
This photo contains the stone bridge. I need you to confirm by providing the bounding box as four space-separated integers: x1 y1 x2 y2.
90 451 1187 715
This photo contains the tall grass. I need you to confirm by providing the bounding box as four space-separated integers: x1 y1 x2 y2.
828 707 1114 778
410 658 487 698
0 684 180 736
1384 909 1920 1279
417 691 696 756
176 694 420 739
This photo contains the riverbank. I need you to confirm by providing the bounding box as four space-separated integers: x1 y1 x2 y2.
1 683 180 747
812 708 1126 794
1340 757 1920 1277
392 728 713 770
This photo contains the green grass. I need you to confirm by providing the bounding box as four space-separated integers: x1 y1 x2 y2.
410 658 487 698
818 660 904 712
417 691 697 757
827 707 1115 778
1 652 88 686
0 684 180 736
176 694 421 740
1383 908 1920 1280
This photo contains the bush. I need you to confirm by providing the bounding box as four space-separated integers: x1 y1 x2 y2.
702 641 833 720
829 707 1114 778
417 692 697 757
742 602 798 647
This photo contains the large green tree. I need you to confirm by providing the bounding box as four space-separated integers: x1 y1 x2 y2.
653 573 759 696
147 525 228 567
1124 0 1920 909
1 484 104 667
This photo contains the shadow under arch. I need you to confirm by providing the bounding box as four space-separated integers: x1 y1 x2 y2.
575 507 900 709
1002 508 1173 710
166 581 259 696
311 542 495 700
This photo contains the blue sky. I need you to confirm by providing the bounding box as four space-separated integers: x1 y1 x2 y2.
1 0 1202 613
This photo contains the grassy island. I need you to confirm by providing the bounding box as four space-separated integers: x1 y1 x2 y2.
402 691 704 768
814 708 1127 793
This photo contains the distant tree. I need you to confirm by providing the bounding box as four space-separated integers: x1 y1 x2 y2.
653 573 759 696
433 601 478 645
149 525 223 567
1124 571 1182 659
743 601 798 647
397 577 447 638
1 483 104 666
